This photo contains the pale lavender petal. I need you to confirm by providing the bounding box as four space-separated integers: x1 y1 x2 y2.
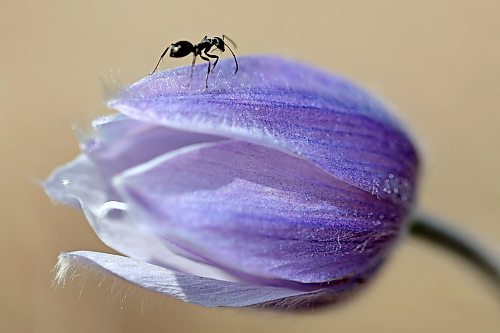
114 140 404 284
57 251 316 307
108 55 419 206
44 146 238 282
83 113 225 178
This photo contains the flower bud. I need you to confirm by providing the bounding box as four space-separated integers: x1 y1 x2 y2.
45 55 419 309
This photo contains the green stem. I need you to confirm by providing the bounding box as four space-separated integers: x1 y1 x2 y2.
409 212 500 291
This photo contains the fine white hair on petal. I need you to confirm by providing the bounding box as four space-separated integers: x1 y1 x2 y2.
53 253 72 286
53 252 104 288
53 252 145 309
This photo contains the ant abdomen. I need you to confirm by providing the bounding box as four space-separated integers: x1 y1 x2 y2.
169 41 195 58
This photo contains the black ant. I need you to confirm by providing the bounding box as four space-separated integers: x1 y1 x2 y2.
150 35 238 88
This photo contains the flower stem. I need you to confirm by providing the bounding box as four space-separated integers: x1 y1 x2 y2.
409 212 500 291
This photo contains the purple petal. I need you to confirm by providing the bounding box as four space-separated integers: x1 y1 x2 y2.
114 140 405 284
108 55 419 206
57 251 315 307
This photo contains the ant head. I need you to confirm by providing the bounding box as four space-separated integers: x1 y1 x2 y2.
213 37 225 51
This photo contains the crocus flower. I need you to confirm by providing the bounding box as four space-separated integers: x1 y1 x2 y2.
44 55 419 309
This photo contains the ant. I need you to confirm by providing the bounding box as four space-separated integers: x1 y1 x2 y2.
150 35 239 88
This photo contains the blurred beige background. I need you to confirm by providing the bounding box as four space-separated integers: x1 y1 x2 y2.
1 0 499 332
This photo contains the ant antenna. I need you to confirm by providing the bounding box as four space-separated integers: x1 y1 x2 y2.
223 42 238 74
150 45 170 75
222 34 238 48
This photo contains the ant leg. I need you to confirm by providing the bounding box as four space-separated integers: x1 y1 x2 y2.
150 45 171 75
188 54 197 86
204 50 220 71
199 54 211 88
190 54 197 79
